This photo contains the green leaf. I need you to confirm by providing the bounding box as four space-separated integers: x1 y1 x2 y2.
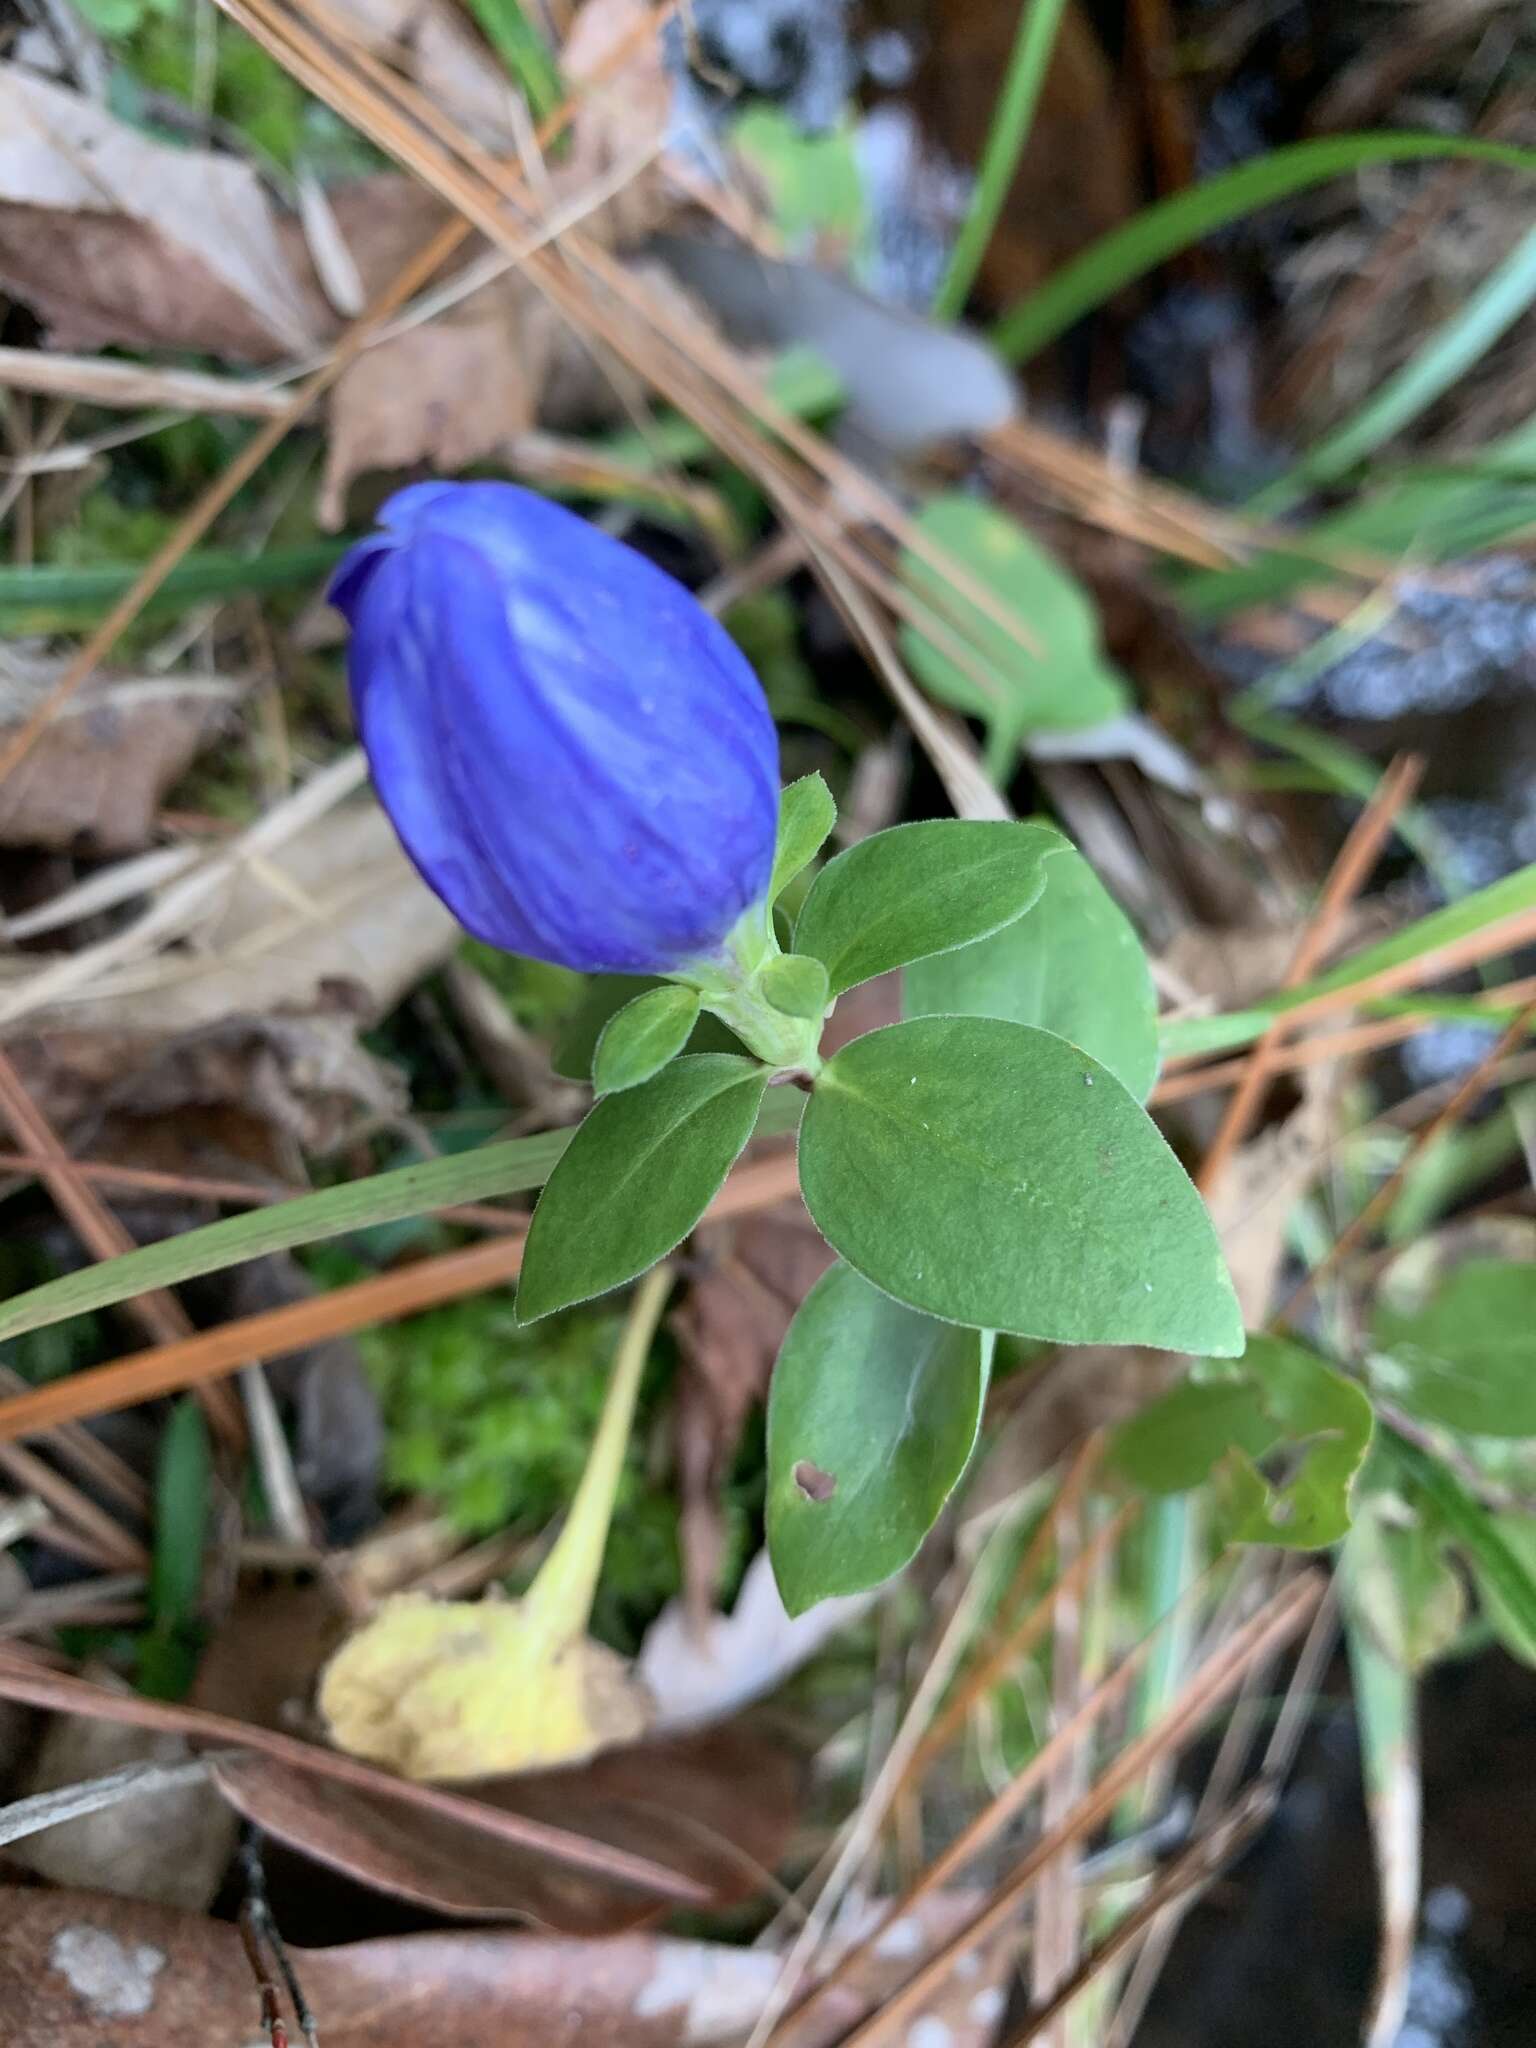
1372 1261 1536 1437
1471 1512 1536 1666
553 974 742 1081
798 1015 1242 1352
905 841 1158 1100
761 953 830 1020
731 106 865 244
516 1056 770 1324
1385 1428 1536 1657
993 133 1536 364
1113 1336 1375 1548
770 772 838 903
793 820 1063 998
592 985 701 1095
1343 1494 1466 1672
767 1263 990 1614
899 496 1129 755
1113 1378 1278 1494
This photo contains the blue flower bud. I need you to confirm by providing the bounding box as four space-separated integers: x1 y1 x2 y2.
330 482 780 976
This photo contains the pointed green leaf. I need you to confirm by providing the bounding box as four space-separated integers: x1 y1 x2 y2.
905 840 1159 1099
1372 1261 1536 1437
770 772 837 902
592 985 701 1094
798 1015 1242 1352
899 495 1129 750
517 1055 770 1324
793 819 1064 998
553 974 742 1081
767 1262 990 1614
761 953 830 1020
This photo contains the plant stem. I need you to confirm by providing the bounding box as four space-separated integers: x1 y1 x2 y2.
522 1262 674 1642
932 0 1071 321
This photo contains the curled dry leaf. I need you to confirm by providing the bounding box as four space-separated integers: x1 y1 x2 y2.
212 1720 801 1931
0 63 318 359
2 801 458 1153
0 666 240 856
318 286 552 530
3 1880 1011 2046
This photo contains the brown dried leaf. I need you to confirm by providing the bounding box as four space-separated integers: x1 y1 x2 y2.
5 1710 235 1913
318 285 550 530
323 0 525 149
561 0 674 244
212 1720 802 1931
2 1881 1011 2046
0 670 238 855
4 802 457 1153
0 64 318 359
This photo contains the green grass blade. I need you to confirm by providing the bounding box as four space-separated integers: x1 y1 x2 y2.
460 0 562 120
1258 220 1536 508
932 0 1070 320
0 1090 805 1345
1344 1601 1421 2048
994 134 1536 363
1161 860 1536 1060
0 544 349 632
0 1132 569 1345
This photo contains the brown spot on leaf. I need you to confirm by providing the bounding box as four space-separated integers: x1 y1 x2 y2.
793 1461 837 1504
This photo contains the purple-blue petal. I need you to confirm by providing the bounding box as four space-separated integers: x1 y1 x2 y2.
329 482 780 975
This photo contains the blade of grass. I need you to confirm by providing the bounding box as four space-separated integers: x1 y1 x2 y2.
460 0 562 122
0 1147 802 1445
932 0 1070 320
994 132 1536 362
0 1089 804 1347
1345 1596 1421 2048
1160 862 1536 1061
1256 219 1536 510
0 1130 566 1346
0 545 348 633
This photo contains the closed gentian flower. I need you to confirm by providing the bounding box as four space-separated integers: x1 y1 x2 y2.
329 481 780 976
